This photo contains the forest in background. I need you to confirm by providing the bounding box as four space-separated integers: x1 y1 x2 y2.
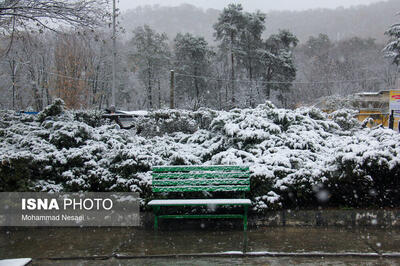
121 0 400 44
0 0 399 111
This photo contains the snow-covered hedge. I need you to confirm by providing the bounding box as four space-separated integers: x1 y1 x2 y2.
131 108 217 137
1 100 399 211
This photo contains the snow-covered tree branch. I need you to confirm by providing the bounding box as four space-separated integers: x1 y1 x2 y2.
0 0 110 34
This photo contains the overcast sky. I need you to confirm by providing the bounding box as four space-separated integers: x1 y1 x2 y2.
118 0 389 12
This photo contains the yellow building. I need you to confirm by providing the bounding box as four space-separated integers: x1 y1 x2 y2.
355 90 399 131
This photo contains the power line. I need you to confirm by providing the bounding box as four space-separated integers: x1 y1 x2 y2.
174 72 384 85
40 70 113 84
0 59 111 84
0 59 386 87
0 59 140 85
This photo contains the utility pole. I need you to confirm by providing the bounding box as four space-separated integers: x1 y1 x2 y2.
111 0 116 108
397 78 400 90
11 59 16 110
170 70 174 109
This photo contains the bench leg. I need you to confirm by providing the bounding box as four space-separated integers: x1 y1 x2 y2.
243 205 248 231
242 230 248 253
153 206 160 231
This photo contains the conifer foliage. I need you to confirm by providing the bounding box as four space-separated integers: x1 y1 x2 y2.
213 4 298 107
1 100 399 211
384 14 400 65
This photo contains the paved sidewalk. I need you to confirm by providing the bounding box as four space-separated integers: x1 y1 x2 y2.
1 226 400 265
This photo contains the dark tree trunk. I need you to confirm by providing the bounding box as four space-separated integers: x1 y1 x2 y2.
231 51 235 106
147 66 152 110
158 78 161 109
194 67 199 108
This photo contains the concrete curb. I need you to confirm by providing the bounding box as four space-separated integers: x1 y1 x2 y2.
139 209 400 229
252 209 400 227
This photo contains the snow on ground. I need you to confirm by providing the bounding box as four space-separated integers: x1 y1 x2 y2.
0 258 32 266
1 100 399 211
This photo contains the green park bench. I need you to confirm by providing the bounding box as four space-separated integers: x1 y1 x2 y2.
147 165 251 231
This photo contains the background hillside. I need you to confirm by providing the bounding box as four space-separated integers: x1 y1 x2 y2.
121 0 400 44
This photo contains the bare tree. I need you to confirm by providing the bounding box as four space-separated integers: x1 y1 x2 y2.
0 0 110 30
0 0 110 54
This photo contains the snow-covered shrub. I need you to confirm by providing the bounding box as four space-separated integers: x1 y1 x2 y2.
131 108 218 137
37 98 65 123
134 109 198 137
327 127 400 207
73 109 105 127
192 107 218 129
1 101 400 211
297 106 327 121
48 121 91 149
0 110 154 198
314 94 360 111
329 109 360 131
253 191 282 211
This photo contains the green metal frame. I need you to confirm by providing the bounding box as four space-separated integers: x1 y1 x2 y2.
150 165 250 231
152 206 249 231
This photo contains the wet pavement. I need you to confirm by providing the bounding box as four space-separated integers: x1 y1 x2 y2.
30 257 400 266
1 226 400 265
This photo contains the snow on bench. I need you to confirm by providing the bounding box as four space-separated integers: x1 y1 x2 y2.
148 165 251 231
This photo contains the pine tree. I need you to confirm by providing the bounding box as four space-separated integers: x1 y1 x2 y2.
259 30 298 102
384 18 400 65
174 33 213 109
129 25 170 110
213 4 246 106
214 5 298 107
237 10 266 81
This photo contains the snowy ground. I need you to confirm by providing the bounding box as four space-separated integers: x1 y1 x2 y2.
1 100 399 211
0 258 31 266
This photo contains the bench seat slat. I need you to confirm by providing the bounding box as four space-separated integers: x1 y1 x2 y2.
150 165 251 231
153 179 249 186
148 199 251 206
152 172 250 179
153 185 250 192
152 165 249 172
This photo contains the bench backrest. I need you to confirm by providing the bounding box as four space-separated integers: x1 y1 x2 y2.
151 165 250 193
